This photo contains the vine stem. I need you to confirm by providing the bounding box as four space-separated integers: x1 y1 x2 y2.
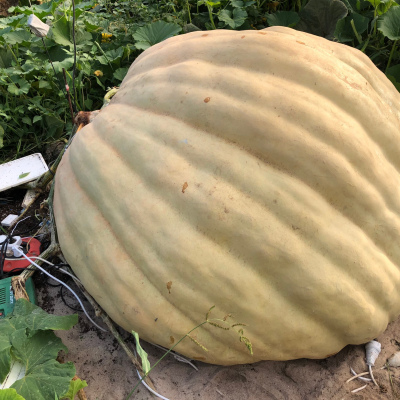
385 39 398 73
125 321 209 400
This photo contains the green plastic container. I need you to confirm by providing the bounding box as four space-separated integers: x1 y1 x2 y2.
0 277 36 318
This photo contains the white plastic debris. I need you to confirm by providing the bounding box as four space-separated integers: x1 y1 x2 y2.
0 235 22 257
387 351 400 367
1 215 19 227
365 340 381 366
27 14 50 38
0 153 48 192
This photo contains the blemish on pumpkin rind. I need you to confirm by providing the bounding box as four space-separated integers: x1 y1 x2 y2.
241 35 245 39
182 182 188 193
193 356 207 361
170 336 175 344
204 97 211 103
258 32 267 35
167 281 172 294
202 34 208 37
296 41 306 45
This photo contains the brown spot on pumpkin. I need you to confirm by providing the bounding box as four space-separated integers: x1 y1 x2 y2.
241 35 245 39
292 225 300 230
343 76 362 90
182 182 188 193
202 34 208 37
258 32 267 35
167 281 172 294
204 97 211 103
296 41 305 45
193 356 207 361
170 336 175 344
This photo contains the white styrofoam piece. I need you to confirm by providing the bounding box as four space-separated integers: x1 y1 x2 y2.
1 214 19 227
1 359 26 389
0 153 48 192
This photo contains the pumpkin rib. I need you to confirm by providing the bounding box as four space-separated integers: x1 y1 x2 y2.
109 97 400 274
60 125 261 361
113 99 400 288
126 31 400 174
85 105 399 342
117 60 400 202
125 48 400 176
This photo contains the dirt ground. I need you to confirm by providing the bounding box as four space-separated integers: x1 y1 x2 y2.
0 0 18 16
33 275 400 400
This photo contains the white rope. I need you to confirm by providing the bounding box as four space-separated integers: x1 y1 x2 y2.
14 248 106 332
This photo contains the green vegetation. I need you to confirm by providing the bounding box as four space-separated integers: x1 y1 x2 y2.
0 298 85 400
0 0 399 162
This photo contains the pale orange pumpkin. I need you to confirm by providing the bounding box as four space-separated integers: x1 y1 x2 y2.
54 26 400 365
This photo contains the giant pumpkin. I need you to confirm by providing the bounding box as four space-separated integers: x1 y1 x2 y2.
53 26 400 365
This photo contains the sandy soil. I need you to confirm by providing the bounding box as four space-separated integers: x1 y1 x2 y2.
32 274 400 400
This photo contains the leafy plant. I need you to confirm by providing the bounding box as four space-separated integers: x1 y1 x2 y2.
0 299 78 400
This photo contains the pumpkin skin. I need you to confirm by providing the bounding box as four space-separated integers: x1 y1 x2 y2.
53 26 400 365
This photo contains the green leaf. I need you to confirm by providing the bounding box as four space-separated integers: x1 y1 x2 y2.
13 299 78 334
0 320 16 382
21 117 32 126
266 11 300 27
18 172 30 179
51 17 72 47
10 330 75 400
0 388 25 400
7 79 31 96
0 48 13 68
377 5 400 39
133 21 182 50
366 0 381 6
105 47 124 62
387 64 400 81
48 57 75 74
61 378 87 400
33 116 42 124
297 0 348 39
231 0 244 7
132 331 151 375
183 23 202 33
113 67 128 82
334 12 369 41
219 8 248 28
2 29 31 45
377 0 398 15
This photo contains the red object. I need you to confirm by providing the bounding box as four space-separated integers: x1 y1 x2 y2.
2 237 41 273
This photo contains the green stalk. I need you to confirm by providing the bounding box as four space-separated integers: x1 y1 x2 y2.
7 44 20 67
385 39 398 73
350 19 362 45
187 0 192 23
125 320 209 400
207 3 217 29
94 41 114 71
360 35 371 52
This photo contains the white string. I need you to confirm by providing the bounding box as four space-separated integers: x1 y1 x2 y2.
28 256 82 284
14 247 107 332
136 370 170 400
10 216 31 236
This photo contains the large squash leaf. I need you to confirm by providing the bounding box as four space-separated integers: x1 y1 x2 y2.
133 21 182 50
0 299 78 400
